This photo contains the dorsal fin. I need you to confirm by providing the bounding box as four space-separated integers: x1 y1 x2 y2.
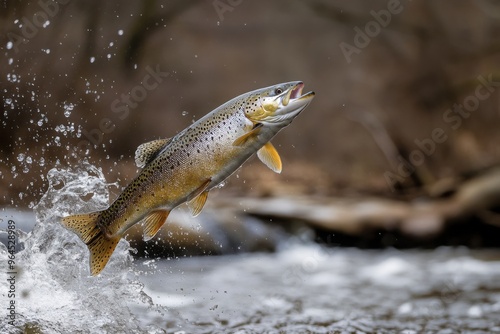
134 138 172 168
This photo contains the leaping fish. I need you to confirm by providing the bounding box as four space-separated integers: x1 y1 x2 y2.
61 81 315 275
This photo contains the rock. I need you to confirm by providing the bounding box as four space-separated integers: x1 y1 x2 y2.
125 204 287 258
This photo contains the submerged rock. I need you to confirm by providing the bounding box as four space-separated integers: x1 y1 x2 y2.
125 205 288 258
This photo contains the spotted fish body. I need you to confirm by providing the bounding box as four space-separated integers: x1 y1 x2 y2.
61 81 315 275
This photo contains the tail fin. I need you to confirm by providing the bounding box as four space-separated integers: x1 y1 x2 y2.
61 212 120 276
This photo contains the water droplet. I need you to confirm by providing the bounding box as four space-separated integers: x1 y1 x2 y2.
63 103 74 117
7 73 18 83
90 57 95 63
6 41 13 50
118 29 124 36
17 153 25 162
181 111 189 116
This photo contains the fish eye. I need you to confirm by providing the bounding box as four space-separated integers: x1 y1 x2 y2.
274 88 283 95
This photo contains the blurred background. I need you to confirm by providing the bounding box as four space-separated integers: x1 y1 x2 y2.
2 0 500 250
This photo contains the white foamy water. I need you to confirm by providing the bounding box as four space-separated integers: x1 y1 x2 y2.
2 163 500 333
1 163 158 333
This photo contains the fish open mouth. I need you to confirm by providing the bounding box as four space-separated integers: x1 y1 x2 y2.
283 82 314 106
290 82 304 99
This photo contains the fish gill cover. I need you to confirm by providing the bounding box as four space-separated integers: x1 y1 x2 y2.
0 163 164 334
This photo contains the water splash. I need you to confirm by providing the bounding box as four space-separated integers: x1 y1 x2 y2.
0 163 159 333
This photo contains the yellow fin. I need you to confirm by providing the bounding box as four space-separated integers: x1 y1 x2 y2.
187 179 211 201
61 212 102 243
188 191 209 217
135 138 172 168
61 211 120 276
257 142 282 173
186 179 212 216
142 210 170 241
87 232 120 276
233 124 262 146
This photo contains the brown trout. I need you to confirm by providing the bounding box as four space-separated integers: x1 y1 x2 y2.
61 81 315 275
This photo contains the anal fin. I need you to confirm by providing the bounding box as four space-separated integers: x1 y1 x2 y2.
187 179 212 217
188 191 209 217
257 142 282 173
143 210 170 241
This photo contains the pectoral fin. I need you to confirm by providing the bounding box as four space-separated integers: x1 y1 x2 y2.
233 123 263 146
135 138 172 168
187 179 212 216
257 142 282 173
187 191 209 217
143 210 170 241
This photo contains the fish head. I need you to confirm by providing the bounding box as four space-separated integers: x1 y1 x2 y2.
243 81 315 127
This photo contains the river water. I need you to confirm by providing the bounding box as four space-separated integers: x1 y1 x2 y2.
1 165 500 333
134 246 500 334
